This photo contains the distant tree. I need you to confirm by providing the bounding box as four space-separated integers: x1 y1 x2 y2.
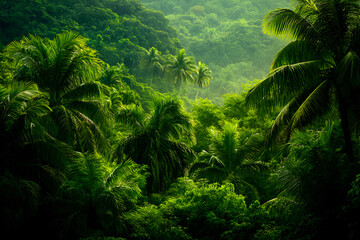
144 47 164 84
165 49 196 95
99 63 129 87
194 61 212 99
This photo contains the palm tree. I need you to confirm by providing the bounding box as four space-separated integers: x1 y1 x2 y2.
165 49 196 95
245 0 360 162
192 122 239 182
99 63 129 87
6 31 110 155
144 47 164 84
114 96 195 193
190 122 267 202
194 61 212 88
194 61 212 99
52 153 147 238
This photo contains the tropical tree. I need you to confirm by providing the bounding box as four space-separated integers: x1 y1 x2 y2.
245 0 360 162
114 96 195 193
144 47 164 84
194 61 212 88
190 122 268 202
52 154 148 238
6 31 110 155
194 61 212 99
99 63 129 87
165 49 196 95
193 122 239 182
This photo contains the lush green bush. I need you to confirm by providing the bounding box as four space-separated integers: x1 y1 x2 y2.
123 204 191 240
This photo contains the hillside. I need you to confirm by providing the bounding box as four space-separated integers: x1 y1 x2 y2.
142 0 289 102
0 0 180 68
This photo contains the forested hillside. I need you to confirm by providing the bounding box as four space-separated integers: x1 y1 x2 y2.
1 1 360 240
0 0 179 67
142 0 289 102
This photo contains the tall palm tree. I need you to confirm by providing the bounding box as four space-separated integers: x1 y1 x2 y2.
246 0 360 162
194 61 212 99
194 61 212 88
165 49 196 95
6 31 110 155
114 96 195 193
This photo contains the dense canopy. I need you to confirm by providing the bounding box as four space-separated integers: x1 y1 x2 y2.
1 1 360 240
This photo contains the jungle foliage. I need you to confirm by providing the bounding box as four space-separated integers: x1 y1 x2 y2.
1 1 360 240
142 0 290 102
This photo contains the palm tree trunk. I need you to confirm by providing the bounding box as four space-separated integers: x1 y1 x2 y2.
151 69 154 85
337 92 355 163
178 81 182 96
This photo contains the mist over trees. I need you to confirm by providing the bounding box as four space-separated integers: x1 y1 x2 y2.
142 0 289 102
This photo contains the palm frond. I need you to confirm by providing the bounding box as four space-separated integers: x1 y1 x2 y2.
271 40 329 70
113 134 150 164
36 132 81 169
0 173 41 209
194 61 212 88
286 80 332 138
238 133 265 161
51 105 77 145
150 96 194 143
208 122 239 172
349 20 360 54
56 46 102 95
60 82 102 102
165 49 196 86
116 104 146 131
336 51 360 88
67 100 107 126
263 8 317 41
291 0 318 13
71 109 110 155
246 60 322 111
267 91 312 144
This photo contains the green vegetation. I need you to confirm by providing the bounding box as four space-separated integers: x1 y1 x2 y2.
1 0 360 240
142 0 289 102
